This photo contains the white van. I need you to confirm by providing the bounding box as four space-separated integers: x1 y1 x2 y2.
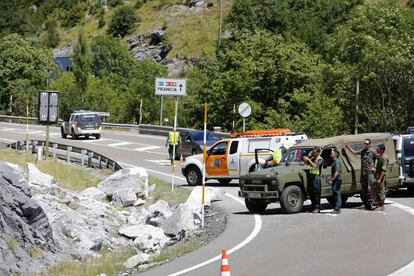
181 133 307 186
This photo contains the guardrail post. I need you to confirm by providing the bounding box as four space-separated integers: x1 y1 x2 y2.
31 142 36 154
88 152 93 168
81 150 87 166
98 155 102 169
67 146 72 163
112 161 116 171
53 144 57 158
37 146 43 161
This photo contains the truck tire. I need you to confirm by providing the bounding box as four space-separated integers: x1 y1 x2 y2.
71 129 78 140
280 185 303 214
95 134 101 140
218 179 232 185
326 195 348 208
61 127 67 139
245 198 268 213
186 165 202 186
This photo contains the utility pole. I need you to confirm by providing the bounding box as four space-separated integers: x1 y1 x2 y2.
355 79 359 135
218 0 223 47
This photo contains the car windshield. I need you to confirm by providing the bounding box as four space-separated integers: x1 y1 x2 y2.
192 131 220 141
403 137 414 157
285 147 314 163
80 114 100 123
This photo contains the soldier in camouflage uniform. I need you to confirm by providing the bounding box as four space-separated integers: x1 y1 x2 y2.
346 139 377 210
373 144 389 211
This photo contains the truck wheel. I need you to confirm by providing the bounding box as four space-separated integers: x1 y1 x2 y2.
71 129 78 140
407 186 414 193
326 196 348 207
245 198 268 213
280 185 303 214
95 134 101 140
186 166 202 186
61 127 67 139
218 179 231 185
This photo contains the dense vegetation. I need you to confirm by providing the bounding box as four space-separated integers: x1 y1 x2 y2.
0 0 413 137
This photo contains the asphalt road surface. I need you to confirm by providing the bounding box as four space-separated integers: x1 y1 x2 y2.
1 122 414 276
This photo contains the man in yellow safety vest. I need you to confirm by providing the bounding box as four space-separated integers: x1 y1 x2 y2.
166 131 180 163
265 145 286 167
304 147 324 213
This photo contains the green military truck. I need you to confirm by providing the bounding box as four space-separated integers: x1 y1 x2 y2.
238 133 401 214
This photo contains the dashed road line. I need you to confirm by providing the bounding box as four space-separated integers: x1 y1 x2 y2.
0 128 16 131
107 141 132 147
134 146 161 152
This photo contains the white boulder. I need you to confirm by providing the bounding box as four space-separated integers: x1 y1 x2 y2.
112 189 137 207
146 200 172 227
185 186 224 212
119 224 169 253
27 163 57 188
162 203 201 236
123 253 151 269
98 167 148 198
79 187 107 201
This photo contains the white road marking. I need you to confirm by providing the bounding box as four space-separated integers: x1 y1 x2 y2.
0 128 16 131
169 193 262 276
134 146 161 151
28 131 43 134
107 141 132 147
146 159 172 166
388 199 414 276
49 133 61 136
82 138 109 143
0 137 15 143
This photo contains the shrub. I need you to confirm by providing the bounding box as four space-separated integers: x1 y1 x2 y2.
108 6 139 37
108 0 123 7
62 3 85 28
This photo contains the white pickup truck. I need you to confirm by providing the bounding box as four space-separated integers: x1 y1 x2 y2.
181 133 307 185
61 111 102 139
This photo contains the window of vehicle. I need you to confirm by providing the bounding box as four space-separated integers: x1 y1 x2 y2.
192 131 220 141
248 138 271 153
403 137 414 157
80 114 100 123
210 141 228 155
285 147 313 163
229 141 239 155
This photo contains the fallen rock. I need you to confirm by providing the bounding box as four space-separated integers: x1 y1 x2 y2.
112 189 137 207
185 186 224 212
133 198 146 207
146 200 172 227
162 203 201 236
27 163 57 188
98 167 148 198
79 187 107 201
119 225 169 253
123 253 150 269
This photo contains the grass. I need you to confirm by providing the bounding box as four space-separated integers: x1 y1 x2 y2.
0 149 108 191
57 0 233 60
146 176 189 207
48 247 136 276
150 241 202 263
6 238 17 252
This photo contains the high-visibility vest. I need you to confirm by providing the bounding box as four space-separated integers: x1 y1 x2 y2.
272 149 282 164
309 157 322 175
168 131 179 145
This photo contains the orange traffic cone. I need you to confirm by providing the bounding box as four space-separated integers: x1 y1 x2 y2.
220 249 231 276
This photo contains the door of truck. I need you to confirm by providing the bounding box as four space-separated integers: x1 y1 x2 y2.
227 140 240 177
206 141 229 176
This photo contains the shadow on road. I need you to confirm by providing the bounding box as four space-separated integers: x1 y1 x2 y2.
387 188 414 198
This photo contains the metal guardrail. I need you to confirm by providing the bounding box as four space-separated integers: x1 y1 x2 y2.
8 140 122 172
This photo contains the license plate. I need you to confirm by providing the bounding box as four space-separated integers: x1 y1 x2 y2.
247 192 261 198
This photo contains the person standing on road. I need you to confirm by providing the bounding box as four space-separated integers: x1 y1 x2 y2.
346 139 376 210
304 147 324 213
166 131 179 163
373 144 389 211
329 149 342 214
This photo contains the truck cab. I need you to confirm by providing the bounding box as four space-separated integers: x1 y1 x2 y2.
181 133 307 186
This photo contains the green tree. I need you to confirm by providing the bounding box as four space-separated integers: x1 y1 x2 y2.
108 6 139 37
227 0 258 31
0 34 55 115
325 1 414 132
43 18 60 48
73 32 91 104
49 72 80 120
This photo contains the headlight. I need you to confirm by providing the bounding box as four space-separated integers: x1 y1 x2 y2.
199 145 204 150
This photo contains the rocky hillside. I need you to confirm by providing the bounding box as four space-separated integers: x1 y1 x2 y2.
0 160 224 275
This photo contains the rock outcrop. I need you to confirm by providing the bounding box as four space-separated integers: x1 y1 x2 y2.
98 167 148 198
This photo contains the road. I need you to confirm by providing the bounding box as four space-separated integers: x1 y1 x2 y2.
1 122 414 276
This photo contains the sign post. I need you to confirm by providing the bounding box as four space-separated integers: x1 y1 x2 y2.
238 102 251 132
139 94 143 126
26 99 29 151
155 78 187 191
38 90 59 159
201 102 208 228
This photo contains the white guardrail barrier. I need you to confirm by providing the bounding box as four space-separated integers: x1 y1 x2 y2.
0 115 230 138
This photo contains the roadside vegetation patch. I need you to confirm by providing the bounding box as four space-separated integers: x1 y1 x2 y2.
146 176 189 207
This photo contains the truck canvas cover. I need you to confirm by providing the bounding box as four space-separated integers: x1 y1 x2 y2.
292 133 396 171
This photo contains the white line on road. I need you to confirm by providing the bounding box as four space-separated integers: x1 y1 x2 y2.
0 128 16 131
28 131 44 134
134 146 161 151
388 199 414 276
169 193 262 276
82 138 108 143
0 137 15 143
107 141 132 147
